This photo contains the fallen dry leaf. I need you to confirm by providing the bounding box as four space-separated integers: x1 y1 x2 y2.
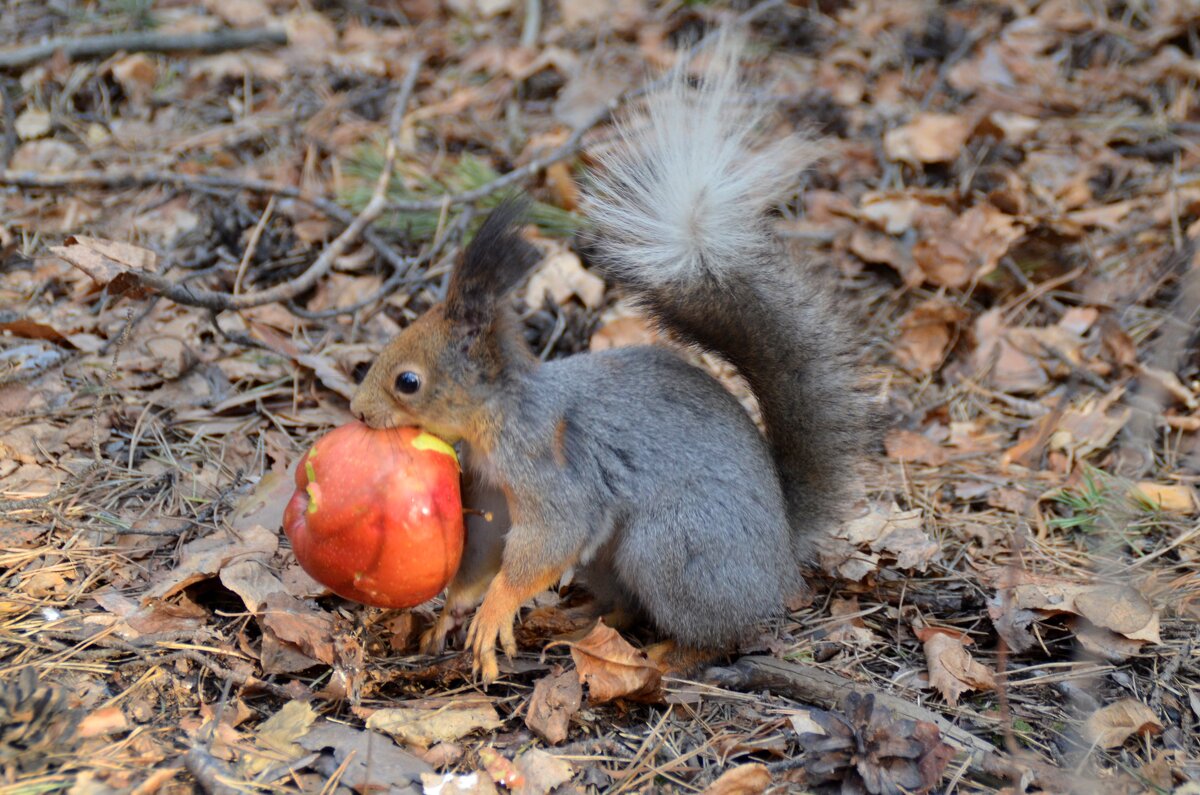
512 748 573 795
143 525 278 603
1071 618 1148 663
207 0 270 27
985 571 1161 654
297 721 432 792
821 502 938 580
525 246 605 310
788 710 826 736
848 227 919 286
248 701 316 773
893 300 967 375
50 236 159 297
524 667 582 745
1138 365 1199 410
77 706 129 738
10 139 78 172
1099 315 1138 369
986 110 1039 144
230 466 299 534
1072 583 1160 642
366 699 503 749
973 309 1049 394
111 54 158 105
913 205 1024 288
219 560 288 614
589 313 659 351
919 630 997 706
1050 394 1133 459
419 742 465 769
824 597 878 648
479 747 525 790
885 429 948 466
94 590 207 638
1130 482 1198 514
564 620 663 703
1082 699 1163 749
15 107 52 140
884 112 974 164
701 763 771 795
243 323 358 401
858 192 924 235
259 594 337 672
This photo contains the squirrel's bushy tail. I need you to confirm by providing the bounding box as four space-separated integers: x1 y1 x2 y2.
584 35 869 558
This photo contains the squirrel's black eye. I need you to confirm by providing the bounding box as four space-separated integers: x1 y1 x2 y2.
394 371 421 395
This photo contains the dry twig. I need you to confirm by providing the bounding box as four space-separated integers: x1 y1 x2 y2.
0 28 287 70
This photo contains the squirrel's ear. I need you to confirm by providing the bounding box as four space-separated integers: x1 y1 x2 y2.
445 195 541 330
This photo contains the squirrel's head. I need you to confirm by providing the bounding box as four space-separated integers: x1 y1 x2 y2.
350 197 540 444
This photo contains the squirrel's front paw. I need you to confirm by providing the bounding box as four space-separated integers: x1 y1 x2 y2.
464 577 522 685
420 606 470 655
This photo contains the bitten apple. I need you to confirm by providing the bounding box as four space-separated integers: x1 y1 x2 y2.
283 422 464 609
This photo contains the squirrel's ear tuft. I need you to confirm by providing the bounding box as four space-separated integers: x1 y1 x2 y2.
445 195 541 329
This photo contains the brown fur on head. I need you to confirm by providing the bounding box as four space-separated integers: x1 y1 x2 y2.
350 196 541 444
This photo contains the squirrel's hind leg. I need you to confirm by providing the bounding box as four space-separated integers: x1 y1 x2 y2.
566 559 643 632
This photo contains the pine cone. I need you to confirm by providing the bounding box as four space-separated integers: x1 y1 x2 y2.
0 668 80 772
797 692 954 795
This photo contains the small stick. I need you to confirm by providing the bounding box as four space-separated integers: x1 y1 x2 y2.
0 28 287 71
232 195 275 295
184 747 243 795
520 0 542 49
0 78 16 169
287 206 473 320
177 648 299 701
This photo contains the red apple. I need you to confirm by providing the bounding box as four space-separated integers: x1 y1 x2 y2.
283 422 464 609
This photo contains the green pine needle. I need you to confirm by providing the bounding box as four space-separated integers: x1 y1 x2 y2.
340 143 580 244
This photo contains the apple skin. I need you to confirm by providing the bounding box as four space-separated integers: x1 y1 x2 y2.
283 422 464 609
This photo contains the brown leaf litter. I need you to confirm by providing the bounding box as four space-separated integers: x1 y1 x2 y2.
2 0 1199 792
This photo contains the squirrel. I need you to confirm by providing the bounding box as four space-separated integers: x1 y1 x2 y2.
350 36 869 684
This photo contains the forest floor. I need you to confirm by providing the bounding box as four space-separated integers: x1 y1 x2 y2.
2 0 1199 793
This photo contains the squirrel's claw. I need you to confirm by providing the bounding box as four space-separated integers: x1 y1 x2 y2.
420 608 462 655
465 608 504 685
464 570 537 686
418 623 448 656
498 617 517 659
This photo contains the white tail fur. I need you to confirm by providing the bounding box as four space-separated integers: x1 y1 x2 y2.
583 35 816 284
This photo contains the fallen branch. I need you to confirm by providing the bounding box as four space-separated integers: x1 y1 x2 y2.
3 53 421 314
0 28 287 71
0 167 414 276
0 78 16 169
709 656 1075 791
184 746 244 795
286 204 474 319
